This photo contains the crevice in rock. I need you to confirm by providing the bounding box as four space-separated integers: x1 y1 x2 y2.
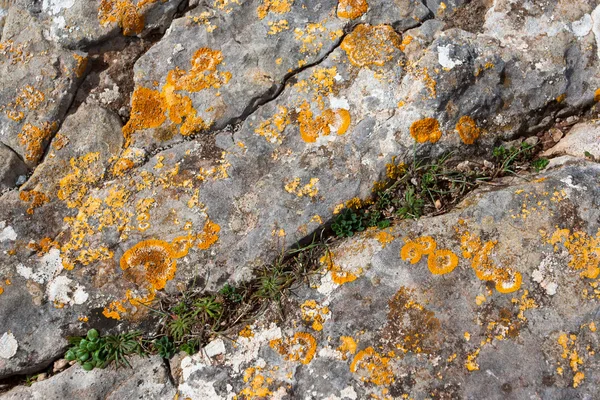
162 357 177 387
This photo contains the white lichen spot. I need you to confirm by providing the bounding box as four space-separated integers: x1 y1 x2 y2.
591 5 600 60
340 386 358 400
532 256 558 296
0 332 18 359
437 45 463 70
18 248 63 283
226 323 282 373
42 0 75 15
572 14 592 37
329 96 350 110
46 276 89 305
0 222 17 242
560 176 587 191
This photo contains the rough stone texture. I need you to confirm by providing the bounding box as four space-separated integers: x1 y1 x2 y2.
0 5 86 167
2 355 176 399
543 120 600 160
18 0 185 49
0 0 600 396
174 161 600 399
0 144 28 193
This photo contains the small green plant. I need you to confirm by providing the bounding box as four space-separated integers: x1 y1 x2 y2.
331 208 365 237
220 284 243 303
255 263 292 301
532 158 549 172
65 329 143 371
192 296 222 322
396 187 424 219
168 313 193 342
24 374 39 386
154 336 175 359
179 339 200 355
584 151 595 160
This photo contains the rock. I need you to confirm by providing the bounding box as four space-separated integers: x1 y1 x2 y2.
52 359 68 373
175 161 600 399
543 120 600 160
1 355 176 399
125 0 431 151
0 143 28 192
0 5 86 167
23 0 185 49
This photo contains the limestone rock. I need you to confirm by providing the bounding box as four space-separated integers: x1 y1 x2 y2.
2 355 176 399
543 120 600 160
0 5 86 167
0 144 28 193
175 161 600 399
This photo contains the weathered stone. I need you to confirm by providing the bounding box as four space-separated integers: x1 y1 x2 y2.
175 161 600 399
543 120 600 160
21 0 185 49
1 355 176 399
0 5 86 167
0 143 28 193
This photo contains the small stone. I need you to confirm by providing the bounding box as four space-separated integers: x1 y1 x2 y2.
53 358 69 373
36 373 47 382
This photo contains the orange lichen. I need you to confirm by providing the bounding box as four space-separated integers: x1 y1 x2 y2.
257 0 293 19
341 24 402 68
197 219 221 250
399 35 413 52
415 236 436 254
375 230 394 248
350 347 394 385
428 249 458 275
18 121 56 163
495 270 522 294
73 54 88 78
300 300 330 331
120 239 177 291
284 177 319 197
270 332 317 364
410 118 442 144
455 116 481 145
239 325 254 338
557 333 586 387
57 153 102 208
338 336 358 360
255 106 290 144
460 229 522 292
337 0 368 19
239 367 273 398
547 228 600 279
19 190 49 215
122 87 167 143
171 235 193 258
98 0 158 36
400 242 422 264
320 252 359 285
595 89 600 102
102 300 126 320
297 102 351 143
166 47 229 93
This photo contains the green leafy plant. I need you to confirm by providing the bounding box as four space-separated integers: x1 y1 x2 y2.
192 296 223 322
65 329 143 371
396 187 424 219
220 284 243 303
532 158 549 172
154 336 175 359
331 208 365 237
255 263 293 301
168 313 193 342
179 339 200 356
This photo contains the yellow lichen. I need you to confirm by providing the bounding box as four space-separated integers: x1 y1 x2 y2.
257 0 293 19
338 336 358 360
270 332 317 364
350 347 394 385
400 242 422 264
300 300 330 331
255 106 290 144
337 0 368 19
455 116 481 145
73 54 88 78
284 177 319 197
341 24 402 68
197 219 221 250
410 118 442 144
19 190 49 215
297 102 351 143
427 249 458 275
122 87 167 144
120 239 177 291
547 228 600 279
98 0 158 36
18 121 56 163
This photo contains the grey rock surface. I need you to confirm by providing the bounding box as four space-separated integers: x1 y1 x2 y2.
174 161 600 399
0 5 85 167
2 355 175 399
0 0 599 397
0 144 27 193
